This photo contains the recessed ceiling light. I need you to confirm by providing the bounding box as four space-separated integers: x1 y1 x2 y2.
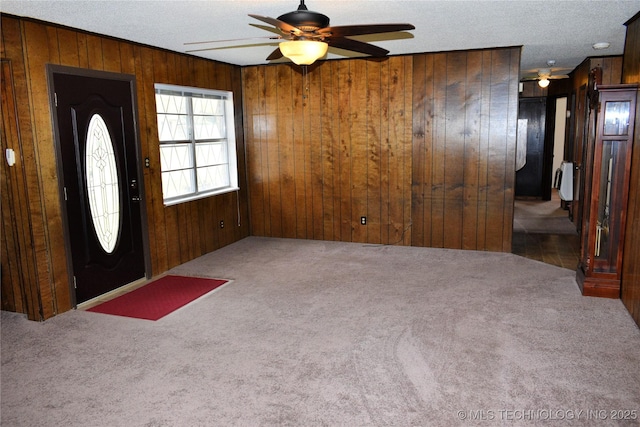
592 42 611 50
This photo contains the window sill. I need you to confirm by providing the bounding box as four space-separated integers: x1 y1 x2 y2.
163 186 239 207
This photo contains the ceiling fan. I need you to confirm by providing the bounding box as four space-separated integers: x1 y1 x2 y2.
521 60 570 87
185 0 415 65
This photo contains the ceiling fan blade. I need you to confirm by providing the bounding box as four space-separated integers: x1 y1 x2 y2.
266 47 284 61
184 36 280 46
328 37 389 57
549 74 570 79
318 23 415 38
186 42 279 54
249 14 303 36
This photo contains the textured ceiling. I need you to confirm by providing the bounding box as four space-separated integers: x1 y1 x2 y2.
2 0 639 77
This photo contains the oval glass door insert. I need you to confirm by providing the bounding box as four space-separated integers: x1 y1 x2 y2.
85 113 120 253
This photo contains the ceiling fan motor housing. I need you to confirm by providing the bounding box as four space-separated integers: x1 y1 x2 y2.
277 10 330 32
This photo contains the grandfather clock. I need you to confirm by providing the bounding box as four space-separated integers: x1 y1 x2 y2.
577 83 638 298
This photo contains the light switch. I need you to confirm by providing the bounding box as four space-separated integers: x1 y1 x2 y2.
5 148 15 166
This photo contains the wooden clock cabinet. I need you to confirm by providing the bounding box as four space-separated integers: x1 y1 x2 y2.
577 83 638 298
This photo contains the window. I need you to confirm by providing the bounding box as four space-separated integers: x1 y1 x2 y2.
154 84 238 205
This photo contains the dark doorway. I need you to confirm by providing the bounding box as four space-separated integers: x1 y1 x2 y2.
49 67 148 304
516 97 547 198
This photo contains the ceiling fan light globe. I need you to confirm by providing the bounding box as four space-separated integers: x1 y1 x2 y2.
279 40 328 65
538 78 550 88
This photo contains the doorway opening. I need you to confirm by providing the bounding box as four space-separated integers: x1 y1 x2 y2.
513 96 579 269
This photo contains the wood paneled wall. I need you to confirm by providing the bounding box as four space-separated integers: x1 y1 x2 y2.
621 12 640 327
243 47 520 251
520 81 548 98
412 49 519 251
570 55 623 92
243 57 414 245
0 15 249 320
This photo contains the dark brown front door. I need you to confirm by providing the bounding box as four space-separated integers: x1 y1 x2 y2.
50 68 147 304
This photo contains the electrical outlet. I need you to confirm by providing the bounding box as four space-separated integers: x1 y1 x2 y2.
219 220 224 229
360 216 367 225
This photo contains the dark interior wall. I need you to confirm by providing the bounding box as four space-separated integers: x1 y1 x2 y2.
243 47 521 252
0 15 250 320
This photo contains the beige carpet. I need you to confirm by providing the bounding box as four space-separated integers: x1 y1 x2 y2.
2 237 639 426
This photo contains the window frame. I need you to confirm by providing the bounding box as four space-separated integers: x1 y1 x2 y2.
154 83 239 206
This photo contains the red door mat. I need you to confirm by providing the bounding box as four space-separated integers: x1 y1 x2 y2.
87 275 228 321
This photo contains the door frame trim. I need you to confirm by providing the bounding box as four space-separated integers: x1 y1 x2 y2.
46 64 151 308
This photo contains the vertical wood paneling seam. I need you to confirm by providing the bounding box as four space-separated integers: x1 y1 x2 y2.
290 67 298 237
264 68 271 236
421 55 428 247
414 56 420 247
52 28 63 64
426 55 431 246
261 68 269 236
322 65 328 240
442 54 448 246
337 63 342 240
348 61 353 241
386 60 392 243
377 58 383 244
75 30 82 68
477 52 486 249
402 57 409 246
365 61 369 243
482 50 492 250
504 48 518 251
302 69 308 238
336 61 342 241
412 59 422 246
20 21 50 319
98 37 104 70
501 49 509 250
349 62 357 241
378 61 383 242
46 26 62 312
506 49 515 250
462 54 469 249
399 58 404 245
303 69 310 239
484 50 493 250
141 47 162 273
502 48 513 250
291 66 298 238
259 68 266 237
318 66 325 240
328 63 335 240
277 69 284 236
